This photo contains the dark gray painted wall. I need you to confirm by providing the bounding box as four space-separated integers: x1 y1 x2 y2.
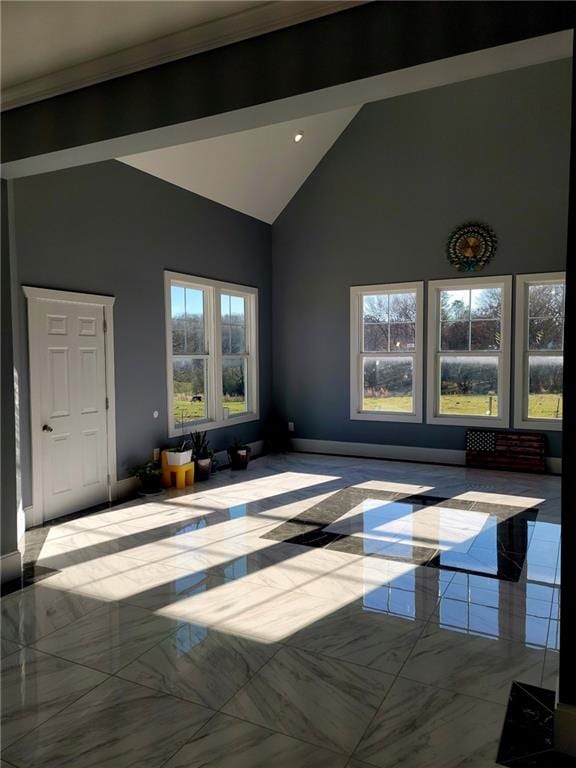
12 161 271 507
272 61 571 458
1 180 19 554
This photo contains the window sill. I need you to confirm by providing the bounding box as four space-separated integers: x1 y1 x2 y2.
427 414 510 429
350 410 422 424
169 411 259 437
514 418 563 432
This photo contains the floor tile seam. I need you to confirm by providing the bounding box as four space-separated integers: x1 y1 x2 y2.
1 596 109 648
511 681 557 714
214 697 357 758
541 573 560 686
417 601 551 658
344 606 435 759
35 500 186 534
395 671 523 709
423 613 553 650
35 509 180 541
109 665 221 715
94 613 194 677
501 746 557 765
157 705 354 768
29 539 189 573
1 673 112 755
278 616 433 667
210 640 287 716
155 708 223 768
11 640 117 679
213 641 395 757
216 551 367 595
34 515 277 567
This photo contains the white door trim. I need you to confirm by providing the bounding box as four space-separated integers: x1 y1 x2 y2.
23 286 117 527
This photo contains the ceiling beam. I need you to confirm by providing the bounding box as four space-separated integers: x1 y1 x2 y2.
1 2 575 174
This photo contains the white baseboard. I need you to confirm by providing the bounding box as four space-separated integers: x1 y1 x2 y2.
292 438 561 475
215 439 264 467
115 476 139 500
1 549 22 584
292 438 465 466
24 504 41 529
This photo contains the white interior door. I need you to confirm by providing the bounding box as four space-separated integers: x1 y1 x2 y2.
29 296 111 520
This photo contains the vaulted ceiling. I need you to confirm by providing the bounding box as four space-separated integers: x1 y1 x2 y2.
119 106 360 223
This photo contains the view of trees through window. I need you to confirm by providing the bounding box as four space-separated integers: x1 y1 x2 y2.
221 294 247 415
438 287 502 417
354 276 564 426
362 291 416 413
172 286 206 424
171 286 249 426
526 282 564 419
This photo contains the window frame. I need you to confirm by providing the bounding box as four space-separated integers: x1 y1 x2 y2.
514 272 565 432
350 281 424 423
426 274 512 428
165 270 259 437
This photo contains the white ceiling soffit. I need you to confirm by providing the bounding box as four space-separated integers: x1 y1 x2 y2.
0 0 364 111
119 106 360 223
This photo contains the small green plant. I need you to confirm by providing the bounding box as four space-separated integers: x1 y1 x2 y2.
229 437 248 452
228 438 251 470
190 430 212 460
130 461 163 494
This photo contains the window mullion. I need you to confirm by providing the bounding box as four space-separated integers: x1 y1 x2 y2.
211 287 222 423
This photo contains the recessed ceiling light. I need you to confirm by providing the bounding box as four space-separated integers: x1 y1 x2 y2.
294 132 304 143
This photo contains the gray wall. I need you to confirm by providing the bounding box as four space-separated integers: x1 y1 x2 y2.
1 180 19 554
272 61 571 458
12 161 271 508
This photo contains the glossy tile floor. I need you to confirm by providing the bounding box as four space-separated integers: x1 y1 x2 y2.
1 453 561 767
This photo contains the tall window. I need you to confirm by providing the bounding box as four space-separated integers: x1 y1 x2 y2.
350 282 423 422
165 271 258 436
515 273 564 431
427 276 511 427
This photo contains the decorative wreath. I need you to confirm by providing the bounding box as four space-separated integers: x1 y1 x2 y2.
446 222 497 272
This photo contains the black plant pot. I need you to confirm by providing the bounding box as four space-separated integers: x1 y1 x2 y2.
195 458 212 481
138 475 164 496
228 446 251 470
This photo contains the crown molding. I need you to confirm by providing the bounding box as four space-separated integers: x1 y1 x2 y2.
1 1 365 112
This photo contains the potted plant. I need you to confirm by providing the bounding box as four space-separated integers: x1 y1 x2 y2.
228 438 251 470
190 430 213 480
130 461 164 496
165 437 193 466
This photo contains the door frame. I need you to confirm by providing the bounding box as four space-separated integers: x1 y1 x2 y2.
23 286 117 528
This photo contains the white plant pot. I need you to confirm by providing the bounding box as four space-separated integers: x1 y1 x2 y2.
165 449 192 466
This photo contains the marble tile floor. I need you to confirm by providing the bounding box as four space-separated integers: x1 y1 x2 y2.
1 452 562 767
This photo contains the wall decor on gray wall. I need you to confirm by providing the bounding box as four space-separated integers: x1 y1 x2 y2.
446 222 498 272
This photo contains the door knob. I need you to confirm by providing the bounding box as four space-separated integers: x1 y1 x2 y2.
42 424 53 432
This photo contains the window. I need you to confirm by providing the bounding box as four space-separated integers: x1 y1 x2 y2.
515 273 564 431
427 276 511 427
350 282 423 422
165 271 258 436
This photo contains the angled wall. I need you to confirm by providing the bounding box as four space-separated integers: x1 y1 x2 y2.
11 161 272 509
272 60 571 459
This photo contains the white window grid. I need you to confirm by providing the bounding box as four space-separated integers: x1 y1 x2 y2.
165 271 259 436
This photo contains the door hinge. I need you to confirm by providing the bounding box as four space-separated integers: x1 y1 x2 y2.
103 317 107 334
107 473 111 486
105 396 109 410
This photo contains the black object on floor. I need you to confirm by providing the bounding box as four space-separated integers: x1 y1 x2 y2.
497 681 576 766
